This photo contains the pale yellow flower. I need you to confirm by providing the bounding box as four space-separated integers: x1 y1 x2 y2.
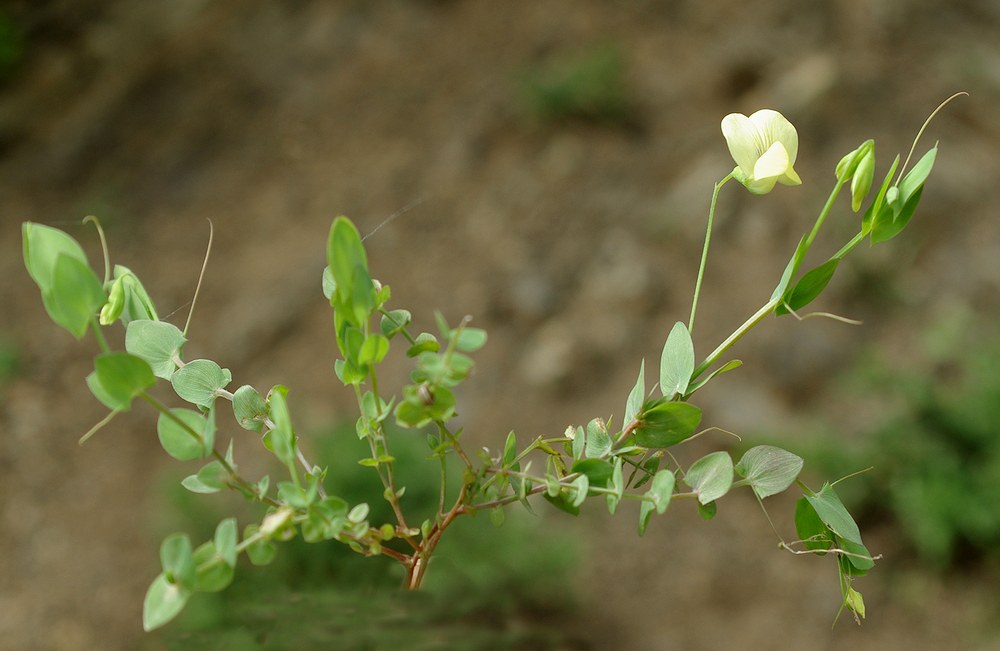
721 109 802 194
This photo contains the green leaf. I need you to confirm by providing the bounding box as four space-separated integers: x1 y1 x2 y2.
89 352 156 411
358 334 390 366
543 490 581 516
214 518 238 568
734 445 804 499
697 500 718 520
349 268 376 326
157 408 212 461
571 425 585 461
585 417 612 459
869 147 935 244
778 258 840 315
634 400 702 448
181 460 229 495
569 474 589 508
455 327 488 352
243 524 277 566
659 321 694 398
22 222 89 293
841 537 875 572
142 572 190 631
22 224 106 337
264 390 296 466
647 469 676 515
897 145 937 204
191 542 235 593
181 473 222 494
606 457 624 515
685 359 742 395
327 217 369 301
633 456 661 489
160 533 196 590
125 320 186 380
434 311 451 337
44 254 106 338
348 503 370 523
301 497 350 542
489 506 505 528
804 483 864 546
638 498 654 536
871 186 923 244
502 431 517 467
571 458 614 485
232 384 268 432
794 497 832 552
171 359 231 408
380 309 412 338
321 265 336 301
406 332 440 357
683 451 734 505
770 234 810 301
624 359 645 426
278 481 313 509
327 217 374 326
861 155 900 235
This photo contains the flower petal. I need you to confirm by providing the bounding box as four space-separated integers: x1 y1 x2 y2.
749 109 799 165
744 176 779 195
753 141 791 181
721 113 760 176
778 165 802 186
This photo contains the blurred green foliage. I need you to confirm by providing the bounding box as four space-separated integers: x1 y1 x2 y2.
804 312 1000 569
519 44 633 126
0 336 18 385
0 10 24 81
146 424 584 650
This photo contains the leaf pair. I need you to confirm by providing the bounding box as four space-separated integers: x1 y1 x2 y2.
143 519 239 631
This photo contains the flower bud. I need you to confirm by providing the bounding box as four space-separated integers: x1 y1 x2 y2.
850 149 876 212
260 506 294 537
835 139 874 184
99 275 126 325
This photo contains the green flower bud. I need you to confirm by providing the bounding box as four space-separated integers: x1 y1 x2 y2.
112 266 158 325
850 149 876 212
835 139 874 184
99 275 126 325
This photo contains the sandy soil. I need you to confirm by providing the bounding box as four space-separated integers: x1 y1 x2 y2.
2 1 1000 649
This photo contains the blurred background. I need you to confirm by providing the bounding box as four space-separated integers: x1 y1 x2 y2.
2 1 1000 649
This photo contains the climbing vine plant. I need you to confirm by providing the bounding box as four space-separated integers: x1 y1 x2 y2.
21 96 962 631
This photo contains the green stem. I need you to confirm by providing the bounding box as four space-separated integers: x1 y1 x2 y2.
689 174 732 333
90 316 110 354
692 298 778 381
437 421 474 471
832 229 866 261
805 181 845 250
353 384 413 539
692 177 848 381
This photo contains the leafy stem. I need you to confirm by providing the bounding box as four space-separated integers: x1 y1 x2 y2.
138 391 278 507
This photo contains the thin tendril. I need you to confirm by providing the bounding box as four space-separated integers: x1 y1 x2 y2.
895 91 967 184
82 215 111 285
184 219 213 337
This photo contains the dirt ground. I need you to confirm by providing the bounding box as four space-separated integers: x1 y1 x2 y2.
2 1 1000 649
